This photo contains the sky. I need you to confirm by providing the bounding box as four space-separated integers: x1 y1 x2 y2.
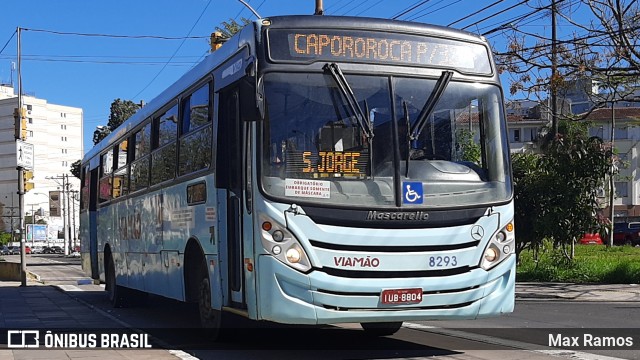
0 0 587 155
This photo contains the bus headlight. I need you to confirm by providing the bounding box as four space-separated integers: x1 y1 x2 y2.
260 215 312 272
286 247 302 263
480 221 515 270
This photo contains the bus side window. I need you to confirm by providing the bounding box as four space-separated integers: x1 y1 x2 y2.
112 139 129 198
99 148 115 203
80 165 89 211
130 122 151 192
179 81 212 176
151 104 178 185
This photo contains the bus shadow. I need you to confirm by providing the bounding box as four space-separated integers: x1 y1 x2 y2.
71 289 462 359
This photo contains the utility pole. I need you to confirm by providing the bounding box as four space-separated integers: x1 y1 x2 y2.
71 190 78 249
608 102 616 247
65 174 71 254
46 174 70 255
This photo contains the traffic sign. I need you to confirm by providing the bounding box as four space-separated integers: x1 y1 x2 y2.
16 139 34 170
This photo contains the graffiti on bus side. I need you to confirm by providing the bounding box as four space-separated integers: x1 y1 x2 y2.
119 212 142 240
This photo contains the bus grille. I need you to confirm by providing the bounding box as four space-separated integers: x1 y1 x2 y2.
315 266 475 278
309 240 479 252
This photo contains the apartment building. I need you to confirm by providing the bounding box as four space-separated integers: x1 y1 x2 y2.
584 107 640 218
506 85 640 221
0 84 83 244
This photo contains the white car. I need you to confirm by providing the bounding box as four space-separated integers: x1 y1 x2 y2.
31 246 44 254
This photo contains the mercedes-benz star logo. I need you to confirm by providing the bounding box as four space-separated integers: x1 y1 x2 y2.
471 225 484 240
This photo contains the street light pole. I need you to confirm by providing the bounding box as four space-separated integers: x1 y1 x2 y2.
16 26 27 287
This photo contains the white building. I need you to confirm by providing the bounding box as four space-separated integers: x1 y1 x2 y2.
0 84 83 246
584 107 640 219
506 92 640 222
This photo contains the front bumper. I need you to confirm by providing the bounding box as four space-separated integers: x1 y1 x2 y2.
257 254 515 324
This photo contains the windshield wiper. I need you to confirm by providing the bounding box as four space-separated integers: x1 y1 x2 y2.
408 71 453 142
402 101 411 177
323 63 374 140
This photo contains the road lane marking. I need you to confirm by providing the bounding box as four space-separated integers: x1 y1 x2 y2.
56 284 83 292
403 322 628 360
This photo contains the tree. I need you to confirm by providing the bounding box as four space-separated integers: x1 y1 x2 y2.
92 99 141 146
497 0 640 117
108 99 140 131
93 125 111 145
213 18 251 39
72 98 141 178
512 120 612 260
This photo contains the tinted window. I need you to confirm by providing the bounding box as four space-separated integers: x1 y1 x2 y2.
151 143 177 184
182 84 210 135
179 125 212 176
135 123 152 159
130 157 150 192
158 105 178 147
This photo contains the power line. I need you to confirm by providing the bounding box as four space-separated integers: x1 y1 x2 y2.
404 0 447 21
0 57 196 66
406 0 464 22
0 30 16 55
328 0 359 15
22 28 208 40
448 0 505 27
130 0 213 101
342 0 371 16
461 0 533 31
1 53 203 59
392 0 431 20
354 0 386 16
325 0 352 12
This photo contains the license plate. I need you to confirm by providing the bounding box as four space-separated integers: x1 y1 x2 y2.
380 288 423 304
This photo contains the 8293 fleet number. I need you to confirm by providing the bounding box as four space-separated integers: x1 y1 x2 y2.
428 256 457 268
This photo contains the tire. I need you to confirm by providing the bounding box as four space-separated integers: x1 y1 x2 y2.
360 321 403 336
198 263 222 340
106 256 127 308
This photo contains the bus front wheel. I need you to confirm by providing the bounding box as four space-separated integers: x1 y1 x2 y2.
360 322 403 336
106 256 126 308
198 267 222 339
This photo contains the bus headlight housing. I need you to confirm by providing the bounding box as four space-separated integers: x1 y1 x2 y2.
260 215 311 272
480 221 515 270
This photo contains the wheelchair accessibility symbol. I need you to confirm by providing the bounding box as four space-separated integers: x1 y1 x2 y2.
403 182 423 204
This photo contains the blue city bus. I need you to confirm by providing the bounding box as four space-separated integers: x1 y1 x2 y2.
80 14 515 337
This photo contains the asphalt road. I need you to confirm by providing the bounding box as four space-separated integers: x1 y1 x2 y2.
8 254 640 360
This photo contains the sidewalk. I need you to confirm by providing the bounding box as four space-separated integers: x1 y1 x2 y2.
516 282 640 301
0 280 184 360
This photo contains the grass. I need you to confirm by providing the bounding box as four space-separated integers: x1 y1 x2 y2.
517 244 640 283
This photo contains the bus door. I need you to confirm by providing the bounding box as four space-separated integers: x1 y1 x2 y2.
88 167 99 279
217 87 246 308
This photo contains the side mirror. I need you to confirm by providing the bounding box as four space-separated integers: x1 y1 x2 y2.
238 59 264 122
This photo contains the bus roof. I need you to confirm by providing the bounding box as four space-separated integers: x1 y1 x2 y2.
264 15 486 44
82 22 254 164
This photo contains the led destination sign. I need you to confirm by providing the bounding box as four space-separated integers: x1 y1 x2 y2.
267 29 492 74
286 150 367 178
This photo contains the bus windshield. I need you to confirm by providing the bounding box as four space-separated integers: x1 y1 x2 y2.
261 71 512 208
